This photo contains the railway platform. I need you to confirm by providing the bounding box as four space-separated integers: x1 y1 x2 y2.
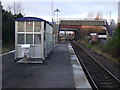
2 42 91 88
32 42 91 88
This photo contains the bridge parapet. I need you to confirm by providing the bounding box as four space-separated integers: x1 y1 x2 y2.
60 20 106 26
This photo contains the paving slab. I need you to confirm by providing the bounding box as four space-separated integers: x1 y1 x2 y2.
35 43 75 88
2 42 75 88
68 44 91 89
2 42 91 89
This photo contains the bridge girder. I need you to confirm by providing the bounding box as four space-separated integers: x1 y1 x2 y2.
60 20 106 26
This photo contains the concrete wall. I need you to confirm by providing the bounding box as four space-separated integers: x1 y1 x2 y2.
118 1 120 23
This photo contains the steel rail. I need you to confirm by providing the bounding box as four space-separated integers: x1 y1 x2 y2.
71 40 120 89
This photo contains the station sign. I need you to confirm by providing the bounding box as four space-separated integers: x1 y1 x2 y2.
98 35 107 38
90 33 97 35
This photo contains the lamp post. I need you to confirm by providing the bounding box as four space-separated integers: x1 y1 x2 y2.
51 0 54 24
54 9 60 24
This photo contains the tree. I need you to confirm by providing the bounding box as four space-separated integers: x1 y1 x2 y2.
2 9 15 45
2 2 24 50
14 13 23 19
95 12 103 20
87 12 94 20
87 12 103 20
7 4 12 13
7 2 23 15
103 23 120 58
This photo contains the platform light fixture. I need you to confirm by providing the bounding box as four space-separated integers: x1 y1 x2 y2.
54 9 60 24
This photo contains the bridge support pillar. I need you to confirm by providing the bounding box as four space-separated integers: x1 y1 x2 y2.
64 29 66 41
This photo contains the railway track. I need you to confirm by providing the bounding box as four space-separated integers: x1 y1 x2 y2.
71 40 120 89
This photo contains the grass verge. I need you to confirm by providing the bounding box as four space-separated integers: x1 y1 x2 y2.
1 44 14 53
80 40 120 65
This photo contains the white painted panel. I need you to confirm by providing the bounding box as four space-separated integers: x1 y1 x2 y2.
17 46 23 58
90 33 97 35
29 47 35 57
35 46 43 58
17 46 43 58
45 23 53 56
98 35 107 38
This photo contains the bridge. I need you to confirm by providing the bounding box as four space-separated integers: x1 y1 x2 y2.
59 18 116 39
60 19 106 26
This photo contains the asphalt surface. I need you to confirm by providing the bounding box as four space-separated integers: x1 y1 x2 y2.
2 43 75 88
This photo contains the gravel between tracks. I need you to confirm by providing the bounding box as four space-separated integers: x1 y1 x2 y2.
76 42 120 80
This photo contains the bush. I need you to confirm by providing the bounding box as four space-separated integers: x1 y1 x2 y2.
2 9 23 46
2 10 15 45
103 23 120 58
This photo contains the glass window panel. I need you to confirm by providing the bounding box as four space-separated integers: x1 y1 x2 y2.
26 21 33 32
34 34 41 44
34 22 41 32
26 34 33 44
18 21 24 32
18 34 24 44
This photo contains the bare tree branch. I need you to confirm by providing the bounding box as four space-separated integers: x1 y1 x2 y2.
7 4 13 13
7 2 23 15
87 12 94 20
95 12 103 20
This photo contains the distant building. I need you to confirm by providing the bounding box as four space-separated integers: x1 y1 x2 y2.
118 1 120 23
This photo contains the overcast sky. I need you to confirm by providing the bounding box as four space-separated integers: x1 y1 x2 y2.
1 0 120 23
